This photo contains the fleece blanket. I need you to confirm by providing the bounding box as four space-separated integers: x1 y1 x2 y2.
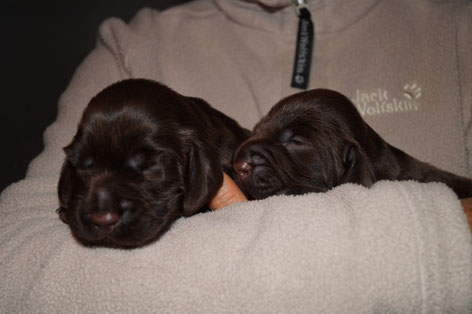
1 177 472 313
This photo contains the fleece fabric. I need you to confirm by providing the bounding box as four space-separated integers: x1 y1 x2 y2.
1 0 471 312
1 181 472 313
84 0 471 176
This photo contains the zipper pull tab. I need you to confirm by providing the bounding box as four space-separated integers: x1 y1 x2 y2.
295 0 308 16
291 0 314 90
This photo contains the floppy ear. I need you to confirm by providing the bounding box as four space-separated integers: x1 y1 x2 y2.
339 142 375 187
57 159 77 224
182 143 223 216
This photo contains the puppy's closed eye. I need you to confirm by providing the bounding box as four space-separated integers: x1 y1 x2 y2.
280 129 310 148
139 153 174 180
82 157 94 169
127 154 146 171
126 152 167 175
283 136 307 149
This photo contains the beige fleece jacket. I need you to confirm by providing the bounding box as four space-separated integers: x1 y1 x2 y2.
1 1 472 312
66 0 471 178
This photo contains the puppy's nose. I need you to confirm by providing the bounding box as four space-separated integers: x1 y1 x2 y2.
91 188 133 228
91 212 120 226
233 142 267 179
233 159 252 179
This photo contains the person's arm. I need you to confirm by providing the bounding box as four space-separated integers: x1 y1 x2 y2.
461 198 472 232
210 173 472 232
458 4 472 174
209 172 247 210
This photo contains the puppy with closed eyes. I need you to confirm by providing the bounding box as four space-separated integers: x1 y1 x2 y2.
58 79 250 248
233 89 472 200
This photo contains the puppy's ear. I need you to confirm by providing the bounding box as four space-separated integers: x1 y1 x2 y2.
182 143 223 216
340 142 375 187
57 159 76 224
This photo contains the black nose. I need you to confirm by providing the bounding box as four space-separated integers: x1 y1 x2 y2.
233 142 267 179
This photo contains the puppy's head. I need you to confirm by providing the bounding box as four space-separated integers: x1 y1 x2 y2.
233 89 376 199
58 79 222 248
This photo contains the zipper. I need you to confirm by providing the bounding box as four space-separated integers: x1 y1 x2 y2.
296 0 308 16
291 0 314 90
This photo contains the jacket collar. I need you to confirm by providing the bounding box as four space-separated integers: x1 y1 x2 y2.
214 0 381 34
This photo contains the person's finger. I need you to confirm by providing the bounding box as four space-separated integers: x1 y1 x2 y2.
209 172 247 210
461 198 472 232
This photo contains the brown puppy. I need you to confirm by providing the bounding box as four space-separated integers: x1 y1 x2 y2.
233 89 472 200
58 79 249 248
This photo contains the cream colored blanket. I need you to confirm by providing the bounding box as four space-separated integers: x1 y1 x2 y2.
1 175 471 312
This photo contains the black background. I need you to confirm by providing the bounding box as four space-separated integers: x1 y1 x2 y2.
0 0 190 192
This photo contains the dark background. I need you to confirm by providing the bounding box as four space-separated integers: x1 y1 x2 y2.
0 0 190 192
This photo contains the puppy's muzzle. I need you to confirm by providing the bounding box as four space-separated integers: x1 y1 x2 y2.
85 182 136 232
233 140 269 180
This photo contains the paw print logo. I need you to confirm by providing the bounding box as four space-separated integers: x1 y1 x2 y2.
403 83 422 100
294 75 305 85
